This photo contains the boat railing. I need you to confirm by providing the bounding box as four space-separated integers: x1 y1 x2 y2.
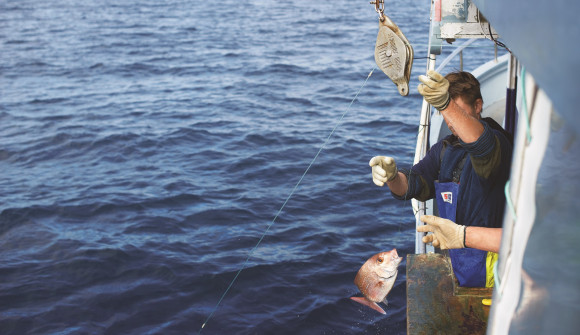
435 38 477 73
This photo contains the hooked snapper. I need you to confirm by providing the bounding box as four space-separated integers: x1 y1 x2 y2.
350 248 402 314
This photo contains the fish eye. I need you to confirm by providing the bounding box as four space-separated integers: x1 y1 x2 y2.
377 257 383 263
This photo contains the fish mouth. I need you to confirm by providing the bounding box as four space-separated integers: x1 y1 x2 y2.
391 249 403 263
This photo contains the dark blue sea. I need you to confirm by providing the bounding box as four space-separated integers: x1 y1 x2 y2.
0 1 500 334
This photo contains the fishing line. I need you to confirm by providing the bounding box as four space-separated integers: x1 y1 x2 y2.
199 66 376 333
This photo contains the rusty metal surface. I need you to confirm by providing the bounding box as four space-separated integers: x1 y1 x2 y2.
407 254 492 335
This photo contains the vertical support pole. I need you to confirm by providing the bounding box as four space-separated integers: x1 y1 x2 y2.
505 54 518 137
413 55 437 254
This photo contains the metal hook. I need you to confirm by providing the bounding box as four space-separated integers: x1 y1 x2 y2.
370 0 386 21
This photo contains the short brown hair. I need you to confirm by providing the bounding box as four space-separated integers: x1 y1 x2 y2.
445 71 483 107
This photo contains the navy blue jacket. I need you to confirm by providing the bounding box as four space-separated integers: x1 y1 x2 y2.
395 118 513 228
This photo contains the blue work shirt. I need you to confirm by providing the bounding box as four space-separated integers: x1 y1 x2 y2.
395 117 513 229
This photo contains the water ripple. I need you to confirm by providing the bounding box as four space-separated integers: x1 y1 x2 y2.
0 0 503 334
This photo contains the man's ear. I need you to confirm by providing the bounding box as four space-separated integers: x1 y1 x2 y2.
474 98 483 116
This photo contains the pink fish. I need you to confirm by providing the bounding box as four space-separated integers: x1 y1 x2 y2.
350 249 402 314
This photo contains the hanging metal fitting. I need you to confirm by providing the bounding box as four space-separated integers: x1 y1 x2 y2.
374 14 414 96
370 0 386 21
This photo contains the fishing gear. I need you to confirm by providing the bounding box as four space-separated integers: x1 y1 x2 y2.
371 0 414 96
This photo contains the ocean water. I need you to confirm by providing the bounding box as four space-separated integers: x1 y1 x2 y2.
0 1 501 334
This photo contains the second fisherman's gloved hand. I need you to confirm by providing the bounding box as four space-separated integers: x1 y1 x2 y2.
417 215 465 249
369 156 398 187
418 70 450 111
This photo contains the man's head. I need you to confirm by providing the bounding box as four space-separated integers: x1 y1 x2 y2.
445 71 483 117
443 71 484 136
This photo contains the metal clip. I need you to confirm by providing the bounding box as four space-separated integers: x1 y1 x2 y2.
374 13 414 96
370 0 386 21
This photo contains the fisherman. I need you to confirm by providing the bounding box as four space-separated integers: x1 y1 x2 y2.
369 70 513 287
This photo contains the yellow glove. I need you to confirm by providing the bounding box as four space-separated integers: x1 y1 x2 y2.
417 215 465 249
369 156 399 187
418 70 450 111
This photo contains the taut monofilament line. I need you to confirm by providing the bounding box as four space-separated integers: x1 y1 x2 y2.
199 66 376 333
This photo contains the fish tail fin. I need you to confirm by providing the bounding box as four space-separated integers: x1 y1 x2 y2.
350 296 386 315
